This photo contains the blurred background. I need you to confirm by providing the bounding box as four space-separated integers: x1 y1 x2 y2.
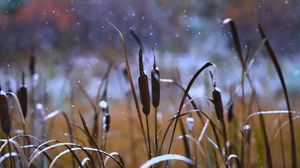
0 0 299 110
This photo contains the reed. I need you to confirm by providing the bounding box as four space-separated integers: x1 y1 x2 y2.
151 50 160 108
108 21 148 158
212 85 224 122
151 50 160 156
29 47 36 77
17 72 28 119
130 29 152 160
258 24 296 168
137 46 152 160
0 87 10 135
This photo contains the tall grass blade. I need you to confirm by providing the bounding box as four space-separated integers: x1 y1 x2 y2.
167 62 213 154
0 89 10 135
258 24 296 168
107 20 148 156
141 154 193 168
223 18 245 70
78 111 105 167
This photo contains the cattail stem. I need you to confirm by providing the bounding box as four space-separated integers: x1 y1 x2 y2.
107 21 148 157
146 115 152 160
154 107 158 156
7 136 13 168
103 131 107 151
126 97 138 168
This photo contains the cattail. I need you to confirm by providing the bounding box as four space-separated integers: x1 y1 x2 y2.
17 72 28 118
242 124 251 144
102 112 110 133
151 52 160 108
213 84 224 122
99 83 110 132
138 49 150 116
29 46 36 76
131 30 150 115
99 100 108 113
35 103 46 119
186 116 194 133
227 98 234 122
0 87 10 135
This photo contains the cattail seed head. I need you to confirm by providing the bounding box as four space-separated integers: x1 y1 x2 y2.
243 124 251 144
138 48 150 116
139 73 150 116
99 100 108 113
227 98 234 122
17 72 28 118
151 54 160 108
102 112 110 133
213 86 224 121
0 89 10 135
186 116 194 133
131 30 151 116
35 103 46 119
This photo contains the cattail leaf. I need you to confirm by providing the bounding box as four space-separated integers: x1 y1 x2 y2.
49 147 124 168
7 92 26 125
130 29 144 51
166 62 214 155
259 24 296 168
226 154 241 168
140 154 193 168
28 142 77 166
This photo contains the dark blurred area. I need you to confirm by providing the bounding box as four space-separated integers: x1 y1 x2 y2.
0 0 299 58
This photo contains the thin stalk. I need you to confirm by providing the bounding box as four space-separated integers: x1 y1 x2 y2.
221 120 228 158
258 113 273 167
103 132 107 151
146 116 152 160
178 118 192 160
154 107 158 156
125 92 137 168
7 136 13 168
78 112 105 168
